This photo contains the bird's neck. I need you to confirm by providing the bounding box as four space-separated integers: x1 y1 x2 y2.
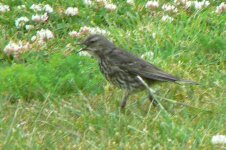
97 47 115 60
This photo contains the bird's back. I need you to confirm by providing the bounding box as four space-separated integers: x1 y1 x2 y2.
106 48 181 83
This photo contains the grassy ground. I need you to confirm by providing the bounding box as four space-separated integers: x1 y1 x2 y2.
0 0 226 149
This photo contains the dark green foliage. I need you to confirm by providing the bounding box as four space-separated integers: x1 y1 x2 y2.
0 53 103 101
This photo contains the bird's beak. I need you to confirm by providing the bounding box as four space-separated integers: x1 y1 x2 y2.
76 47 87 54
74 42 87 54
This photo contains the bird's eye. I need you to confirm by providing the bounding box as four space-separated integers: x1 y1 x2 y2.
89 37 99 43
90 40 95 43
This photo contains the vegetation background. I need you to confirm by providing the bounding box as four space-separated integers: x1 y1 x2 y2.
0 0 225 149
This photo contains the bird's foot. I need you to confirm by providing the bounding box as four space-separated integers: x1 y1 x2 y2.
120 100 127 111
148 95 159 107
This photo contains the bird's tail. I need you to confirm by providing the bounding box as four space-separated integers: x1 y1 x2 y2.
176 79 199 85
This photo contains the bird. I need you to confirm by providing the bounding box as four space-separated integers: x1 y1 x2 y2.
78 34 198 110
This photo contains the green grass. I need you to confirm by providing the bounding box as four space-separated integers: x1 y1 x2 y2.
0 1 226 149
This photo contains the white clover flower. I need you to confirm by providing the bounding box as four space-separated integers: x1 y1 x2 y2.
105 4 117 12
90 27 109 35
96 0 107 5
36 28 54 43
30 4 53 13
65 7 79 16
162 4 178 13
31 35 37 42
32 13 48 22
15 17 29 28
79 26 109 35
25 25 34 31
84 0 92 6
79 26 91 35
0 4 10 13
43 4 53 13
193 0 210 10
174 0 181 5
3 41 30 58
216 3 226 14
69 31 80 38
203 1 210 7
194 2 202 10
145 1 159 10
174 0 188 5
161 15 174 22
174 0 193 9
127 0 135 5
174 1 199 9
211 135 226 144
36 29 54 40
17 5 26 10
184 1 193 9
152 32 156 39
30 4 43 11
4 42 21 56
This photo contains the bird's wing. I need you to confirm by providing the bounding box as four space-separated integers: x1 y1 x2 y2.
108 48 180 82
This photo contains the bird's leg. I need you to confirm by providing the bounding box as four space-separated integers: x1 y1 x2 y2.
120 90 130 110
148 92 159 107
136 76 167 112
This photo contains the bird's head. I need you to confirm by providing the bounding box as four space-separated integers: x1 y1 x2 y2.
79 34 115 58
